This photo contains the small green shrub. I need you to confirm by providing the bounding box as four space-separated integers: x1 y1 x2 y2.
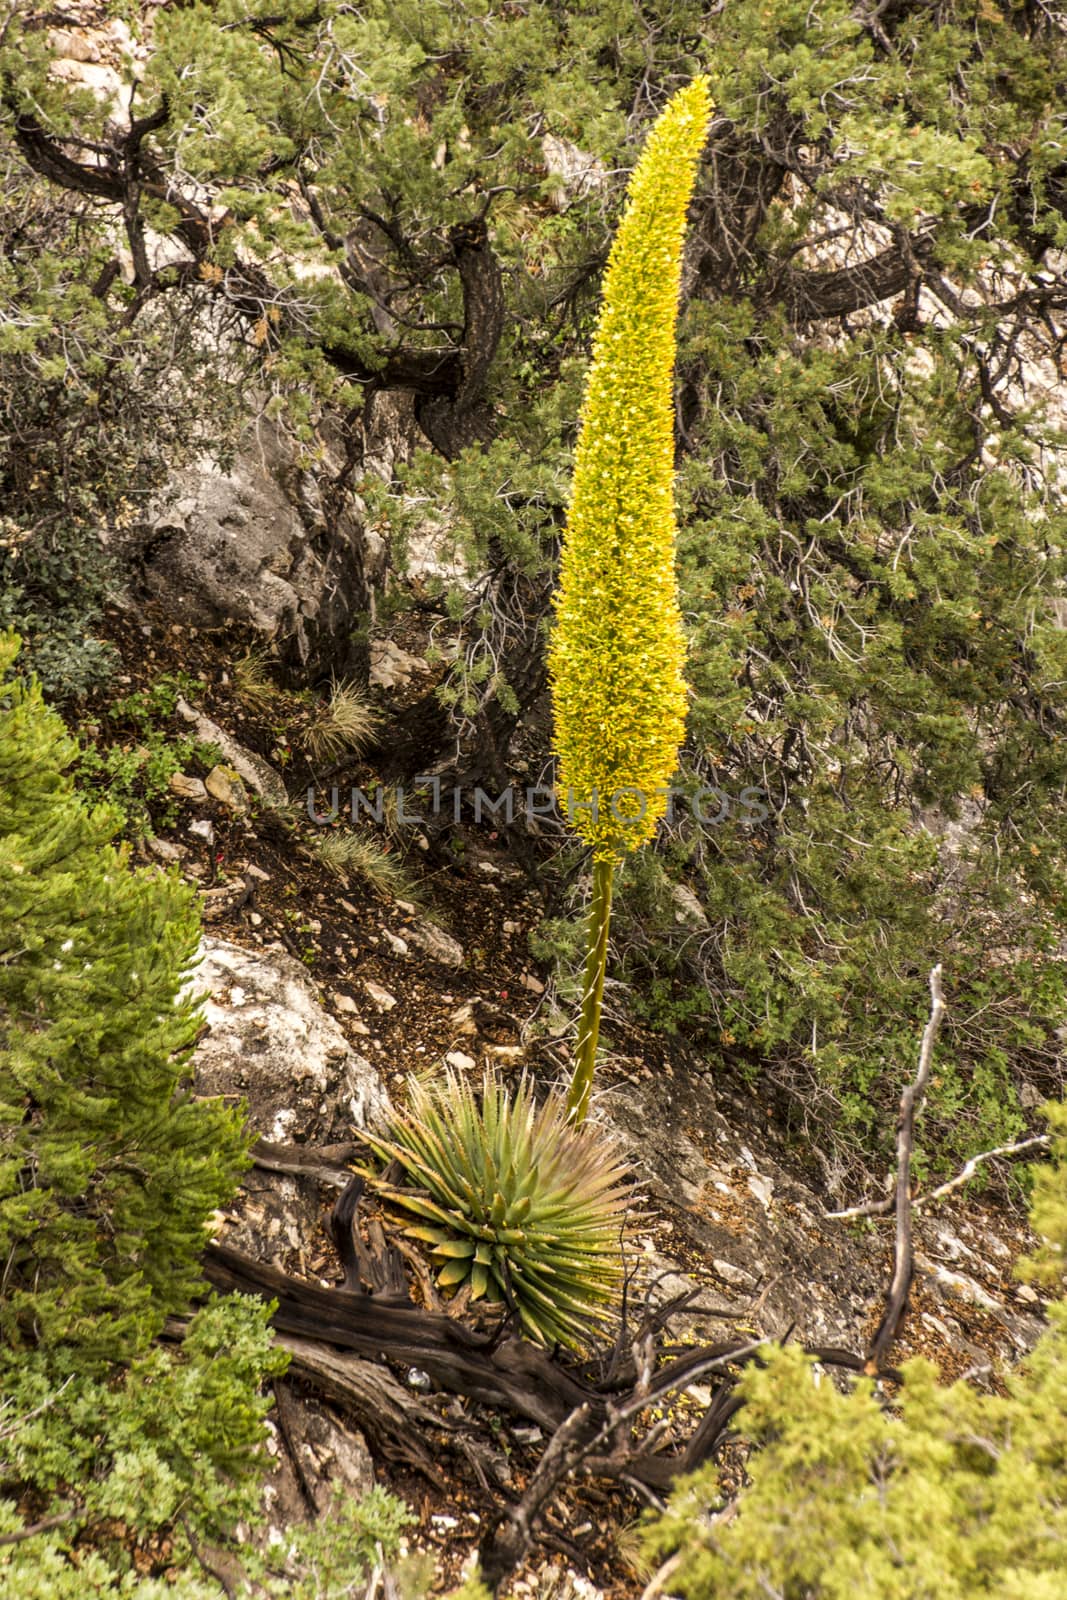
73 674 221 836
641 1307 1067 1600
0 513 120 703
0 1296 285 1580
0 635 248 1361
364 1070 632 1349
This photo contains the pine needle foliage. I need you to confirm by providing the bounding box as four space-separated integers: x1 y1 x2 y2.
364 1070 632 1349
0 632 250 1361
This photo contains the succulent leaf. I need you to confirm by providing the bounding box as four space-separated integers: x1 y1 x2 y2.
364 1069 633 1349
433 1239 478 1259
437 1258 472 1288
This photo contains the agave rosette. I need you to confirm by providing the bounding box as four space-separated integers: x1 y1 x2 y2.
363 1069 632 1349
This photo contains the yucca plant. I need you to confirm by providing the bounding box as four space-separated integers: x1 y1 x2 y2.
548 78 711 1124
363 1070 632 1349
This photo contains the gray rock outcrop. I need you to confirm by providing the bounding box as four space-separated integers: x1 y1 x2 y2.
138 425 368 679
190 936 388 1146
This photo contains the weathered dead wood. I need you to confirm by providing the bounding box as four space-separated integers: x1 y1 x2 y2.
330 1175 408 1297
250 1138 362 1187
477 1327 905 1592
478 1339 764 1591
865 964 946 1375
478 1405 600 1587
276 1337 453 1483
272 1379 325 1515
205 1162 895 1591
201 1241 596 1432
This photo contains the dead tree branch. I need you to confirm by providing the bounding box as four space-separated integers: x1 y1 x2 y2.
865 964 946 1374
914 1134 1051 1209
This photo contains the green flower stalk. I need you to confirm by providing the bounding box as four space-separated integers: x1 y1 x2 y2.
548 78 711 1122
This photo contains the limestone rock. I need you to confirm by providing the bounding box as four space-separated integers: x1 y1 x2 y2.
148 836 189 863
671 882 709 928
406 919 465 969
168 771 207 802
542 134 608 208
262 1396 374 1534
190 937 388 1146
608 1069 1045 1366
402 512 469 585
449 1001 478 1035
205 763 249 812
445 1050 476 1072
176 698 288 809
138 422 369 679
363 979 398 1012
368 637 430 690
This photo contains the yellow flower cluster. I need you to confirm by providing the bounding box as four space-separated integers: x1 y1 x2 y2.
548 77 711 863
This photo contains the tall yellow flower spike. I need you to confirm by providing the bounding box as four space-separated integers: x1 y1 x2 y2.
549 78 711 1122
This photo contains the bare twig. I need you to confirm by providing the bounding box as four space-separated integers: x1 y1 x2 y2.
0 1511 77 1548
828 1122 1048 1223
825 1180 895 1222
865 965 946 1374
914 1135 1051 1209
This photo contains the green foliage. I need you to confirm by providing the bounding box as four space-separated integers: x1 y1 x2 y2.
1 1361 432 1598
0 634 249 1361
1019 1101 1067 1291
0 102 244 701
0 634 434 1598
642 1310 1067 1598
0 512 119 702
246 1483 423 1599
0 1296 285 1593
365 1070 631 1349
74 675 221 837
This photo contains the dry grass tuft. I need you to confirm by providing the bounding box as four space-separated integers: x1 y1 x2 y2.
233 648 282 716
302 679 379 764
311 829 421 903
